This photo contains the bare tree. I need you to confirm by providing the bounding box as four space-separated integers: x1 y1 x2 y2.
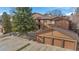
46 9 63 16
75 7 79 14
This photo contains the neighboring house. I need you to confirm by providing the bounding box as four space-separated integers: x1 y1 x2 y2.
36 27 79 50
32 13 71 30
69 13 79 35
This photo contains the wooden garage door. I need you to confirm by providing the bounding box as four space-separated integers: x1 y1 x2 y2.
54 39 62 47
45 37 52 45
64 40 75 50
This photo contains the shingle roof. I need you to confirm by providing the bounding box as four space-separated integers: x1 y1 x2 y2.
32 13 70 22
32 13 56 20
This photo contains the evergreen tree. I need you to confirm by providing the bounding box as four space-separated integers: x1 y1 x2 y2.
12 7 37 33
2 12 12 33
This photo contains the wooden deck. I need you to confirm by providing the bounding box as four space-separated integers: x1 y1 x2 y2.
0 35 73 51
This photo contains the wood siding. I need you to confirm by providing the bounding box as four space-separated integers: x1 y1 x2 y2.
55 20 70 29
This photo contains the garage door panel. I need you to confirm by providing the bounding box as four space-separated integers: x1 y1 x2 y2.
54 39 62 47
64 40 75 50
45 38 52 45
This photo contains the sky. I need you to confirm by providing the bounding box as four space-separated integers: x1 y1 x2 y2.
32 7 75 15
0 7 75 15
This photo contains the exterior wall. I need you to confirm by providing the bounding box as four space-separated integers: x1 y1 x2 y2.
55 20 70 29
